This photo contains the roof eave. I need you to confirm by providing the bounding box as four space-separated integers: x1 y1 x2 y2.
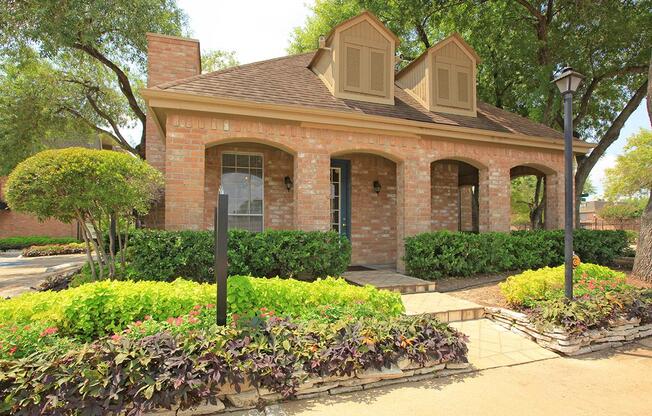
142 88 594 154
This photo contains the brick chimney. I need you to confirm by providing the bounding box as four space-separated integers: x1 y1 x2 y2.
144 33 201 228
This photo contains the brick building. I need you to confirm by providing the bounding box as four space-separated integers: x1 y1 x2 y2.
142 12 592 270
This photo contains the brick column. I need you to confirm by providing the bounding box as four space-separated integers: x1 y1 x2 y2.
164 131 205 230
479 166 510 232
293 152 331 231
545 172 564 230
396 157 431 272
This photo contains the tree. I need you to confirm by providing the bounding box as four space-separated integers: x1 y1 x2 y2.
604 129 652 281
201 49 239 73
5 148 164 280
599 202 644 229
289 0 651 226
0 0 189 156
511 175 545 230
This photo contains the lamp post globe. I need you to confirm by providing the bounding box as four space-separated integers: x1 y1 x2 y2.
552 66 584 300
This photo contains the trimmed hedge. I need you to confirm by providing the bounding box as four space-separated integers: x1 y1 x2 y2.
404 229 629 280
0 236 78 251
126 229 351 282
0 276 401 340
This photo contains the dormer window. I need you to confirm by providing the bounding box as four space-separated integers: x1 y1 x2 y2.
397 33 480 117
309 11 398 105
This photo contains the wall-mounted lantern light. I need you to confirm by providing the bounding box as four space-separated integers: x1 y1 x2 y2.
284 176 294 191
373 180 382 194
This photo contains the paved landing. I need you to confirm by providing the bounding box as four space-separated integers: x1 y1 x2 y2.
344 268 436 294
401 292 485 322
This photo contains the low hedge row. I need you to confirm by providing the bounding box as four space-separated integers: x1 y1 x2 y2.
404 229 629 279
0 277 402 341
0 236 78 251
126 229 351 282
0 314 468 415
21 242 86 257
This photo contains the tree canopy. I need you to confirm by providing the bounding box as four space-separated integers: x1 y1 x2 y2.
0 0 189 158
5 148 163 279
604 129 652 200
201 49 239 73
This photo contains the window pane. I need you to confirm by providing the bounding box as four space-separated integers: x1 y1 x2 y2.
236 154 249 167
251 156 262 168
249 216 263 233
222 153 236 167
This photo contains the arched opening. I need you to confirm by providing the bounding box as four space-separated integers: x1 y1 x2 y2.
332 152 397 266
431 159 480 232
509 165 551 230
204 142 295 231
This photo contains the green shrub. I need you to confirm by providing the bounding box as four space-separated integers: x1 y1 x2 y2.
404 229 628 279
126 229 351 282
499 263 628 308
21 242 87 257
0 314 467 414
0 276 402 340
0 236 78 251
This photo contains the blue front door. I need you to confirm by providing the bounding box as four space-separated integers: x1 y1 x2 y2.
330 159 351 239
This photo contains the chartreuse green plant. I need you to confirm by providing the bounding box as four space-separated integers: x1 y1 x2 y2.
4 148 163 280
404 229 629 279
0 277 403 342
499 263 628 308
21 242 86 257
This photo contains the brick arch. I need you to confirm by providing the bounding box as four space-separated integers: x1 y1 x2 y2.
509 162 562 231
430 155 488 171
330 147 405 163
204 136 298 156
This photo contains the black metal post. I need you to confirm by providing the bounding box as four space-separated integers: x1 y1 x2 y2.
215 194 229 325
563 92 574 300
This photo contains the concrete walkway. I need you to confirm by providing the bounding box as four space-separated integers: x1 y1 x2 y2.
0 251 86 297
402 292 485 322
242 337 652 416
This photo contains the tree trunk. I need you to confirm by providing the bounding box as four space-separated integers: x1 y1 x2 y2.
633 196 652 281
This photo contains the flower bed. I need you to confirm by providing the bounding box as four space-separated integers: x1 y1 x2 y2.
0 313 469 415
492 264 652 355
0 277 403 344
0 236 78 251
21 242 87 257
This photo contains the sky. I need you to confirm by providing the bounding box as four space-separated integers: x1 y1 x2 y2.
168 0 651 199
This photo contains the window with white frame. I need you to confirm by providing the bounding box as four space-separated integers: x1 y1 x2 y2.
221 153 263 232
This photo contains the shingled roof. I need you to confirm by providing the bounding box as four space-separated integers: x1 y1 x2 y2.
152 52 564 140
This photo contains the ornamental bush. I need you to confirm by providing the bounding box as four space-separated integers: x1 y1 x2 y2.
404 229 629 279
21 242 86 257
0 236 78 251
499 263 628 308
0 276 402 341
126 229 351 282
0 314 467 415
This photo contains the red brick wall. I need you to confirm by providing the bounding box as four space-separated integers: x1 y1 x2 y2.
0 178 77 238
431 161 459 231
459 185 474 231
204 143 294 230
153 110 566 269
347 153 397 265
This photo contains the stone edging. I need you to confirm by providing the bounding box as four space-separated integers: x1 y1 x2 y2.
484 307 652 356
148 359 472 415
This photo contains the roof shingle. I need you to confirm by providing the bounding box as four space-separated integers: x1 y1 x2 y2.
153 52 563 140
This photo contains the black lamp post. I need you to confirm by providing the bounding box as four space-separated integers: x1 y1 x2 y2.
215 187 229 325
552 67 584 300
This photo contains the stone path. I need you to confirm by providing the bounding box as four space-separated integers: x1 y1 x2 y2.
0 251 86 297
344 268 436 294
237 337 652 416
